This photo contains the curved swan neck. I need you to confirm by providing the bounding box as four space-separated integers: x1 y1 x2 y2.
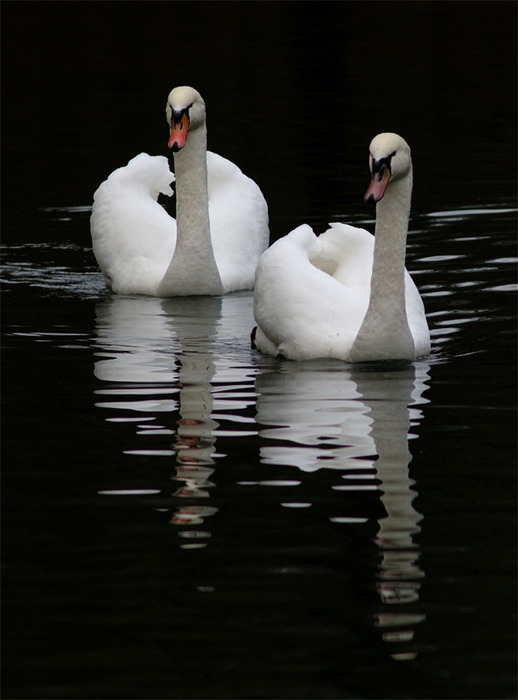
348 166 415 361
158 123 223 296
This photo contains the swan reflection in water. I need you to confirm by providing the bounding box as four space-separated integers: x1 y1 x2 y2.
93 292 257 549
93 293 430 659
255 361 430 661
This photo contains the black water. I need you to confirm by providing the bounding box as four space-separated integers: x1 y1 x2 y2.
2 3 517 699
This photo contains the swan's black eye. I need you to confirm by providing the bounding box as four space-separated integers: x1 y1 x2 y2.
372 150 397 177
172 109 186 124
171 103 193 125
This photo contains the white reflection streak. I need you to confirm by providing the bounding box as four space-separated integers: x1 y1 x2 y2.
355 366 428 661
171 347 218 505
255 361 430 660
94 294 254 548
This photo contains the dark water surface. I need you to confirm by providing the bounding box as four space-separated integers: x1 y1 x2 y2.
2 3 517 699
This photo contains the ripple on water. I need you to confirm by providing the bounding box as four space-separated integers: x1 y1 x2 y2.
2 201 516 687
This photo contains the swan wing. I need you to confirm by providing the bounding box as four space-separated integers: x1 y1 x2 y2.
404 270 431 356
91 154 176 295
206 151 269 292
253 224 371 360
314 222 375 286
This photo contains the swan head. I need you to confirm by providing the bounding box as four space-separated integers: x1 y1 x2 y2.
166 86 206 152
365 133 411 203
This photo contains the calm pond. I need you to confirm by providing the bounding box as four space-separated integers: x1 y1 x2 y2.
2 3 516 699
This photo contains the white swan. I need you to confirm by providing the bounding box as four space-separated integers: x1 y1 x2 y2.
253 133 430 362
90 86 269 296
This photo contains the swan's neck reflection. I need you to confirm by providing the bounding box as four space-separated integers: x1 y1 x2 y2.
94 295 229 549
255 360 430 660
356 367 428 660
171 352 218 501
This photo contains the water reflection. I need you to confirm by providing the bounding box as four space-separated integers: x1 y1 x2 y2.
411 206 518 360
94 291 433 659
255 361 430 660
167 335 219 543
93 293 257 549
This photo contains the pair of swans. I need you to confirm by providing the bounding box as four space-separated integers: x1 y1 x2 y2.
90 86 430 362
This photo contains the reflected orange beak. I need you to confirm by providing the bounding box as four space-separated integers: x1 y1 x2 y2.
364 164 391 203
168 112 190 151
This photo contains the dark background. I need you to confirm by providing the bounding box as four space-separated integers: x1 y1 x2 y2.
1 3 516 699
2 1 516 243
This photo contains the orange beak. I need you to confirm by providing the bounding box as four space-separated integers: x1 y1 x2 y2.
364 164 391 203
168 112 190 151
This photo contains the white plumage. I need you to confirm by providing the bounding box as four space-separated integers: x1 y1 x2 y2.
91 86 269 297
253 133 430 362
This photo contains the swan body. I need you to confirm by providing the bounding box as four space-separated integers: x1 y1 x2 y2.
91 86 269 296
253 133 430 362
